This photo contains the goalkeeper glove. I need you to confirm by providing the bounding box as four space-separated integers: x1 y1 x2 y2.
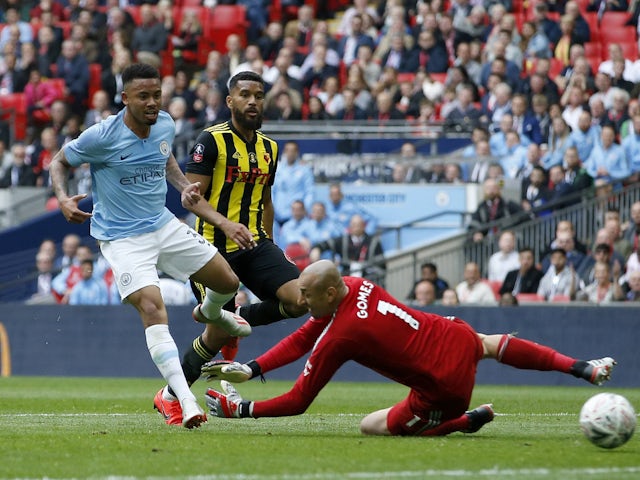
205 380 253 418
201 360 258 383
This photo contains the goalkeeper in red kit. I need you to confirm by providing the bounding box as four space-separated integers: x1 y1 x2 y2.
203 260 616 436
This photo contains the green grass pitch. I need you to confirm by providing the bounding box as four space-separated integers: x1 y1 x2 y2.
0 376 638 480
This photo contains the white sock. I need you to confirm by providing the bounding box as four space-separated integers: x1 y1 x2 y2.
200 288 236 320
145 324 194 405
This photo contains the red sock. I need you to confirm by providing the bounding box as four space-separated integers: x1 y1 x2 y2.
497 335 576 373
419 414 469 436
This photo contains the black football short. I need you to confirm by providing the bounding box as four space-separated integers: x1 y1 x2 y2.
191 239 300 303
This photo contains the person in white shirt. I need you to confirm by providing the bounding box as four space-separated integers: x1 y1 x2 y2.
456 262 497 305
488 230 521 283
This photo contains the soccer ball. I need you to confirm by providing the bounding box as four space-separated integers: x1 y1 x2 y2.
579 393 636 449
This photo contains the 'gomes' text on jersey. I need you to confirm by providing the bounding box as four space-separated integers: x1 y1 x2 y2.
185 121 278 253
63 109 175 241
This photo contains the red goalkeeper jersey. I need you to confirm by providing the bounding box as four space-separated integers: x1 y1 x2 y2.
252 276 483 418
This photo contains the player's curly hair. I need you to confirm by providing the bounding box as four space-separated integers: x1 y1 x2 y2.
122 63 160 87
228 71 265 92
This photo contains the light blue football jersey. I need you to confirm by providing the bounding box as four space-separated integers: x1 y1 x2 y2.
64 109 176 240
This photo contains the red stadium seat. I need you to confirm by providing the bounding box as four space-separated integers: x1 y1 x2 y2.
88 63 102 106
202 5 249 53
599 11 631 30
284 243 311 271
488 280 502 300
583 42 602 59
550 295 571 303
516 293 545 303
0 93 27 141
584 12 599 42
599 26 637 45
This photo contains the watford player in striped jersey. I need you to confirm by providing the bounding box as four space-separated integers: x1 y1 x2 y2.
153 71 308 425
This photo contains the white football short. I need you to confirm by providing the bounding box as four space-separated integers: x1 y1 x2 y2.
100 217 217 301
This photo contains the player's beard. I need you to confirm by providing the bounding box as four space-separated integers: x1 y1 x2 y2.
234 107 263 131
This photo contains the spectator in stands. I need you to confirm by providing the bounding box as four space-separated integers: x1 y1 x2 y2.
317 76 344 117
55 233 79 271
52 243 94 303
265 90 302 121
520 21 552 62
258 22 284 64
405 29 448 74
455 261 496 305
68 258 109 305
0 7 32 50
521 164 551 216
547 164 573 210
489 113 513 157
623 200 640 252
440 288 460 306
264 75 303 116
26 250 57 305
277 200 312 251
407 261 450 301
622 270 640 301
568 110 599 163
488 230 521 283
0 143 36 188
285 4 317 50
220 34 245 80
577 243 621 286
326 183 378 236
585 124 630 186
509 94 542 145
32 127 61 187
408 280 437 308
542 116 572 170
54 39 89 115
334 87 368 120
542 231 587 273
444 83 481 133
531 3 561 46
499 247 543 296
369 89 405 122
0 139 11 175
537 248 580 301
516 143 543 181
309 213 385 285
263 47 303 93
500 131 528 179
33 25 59 78
233 44 265 77
272 140 315 227
377 32 414 73
130 3 167 69
337 0 379 37
337 13 375 67
301 42 339 94
170 8 202 74
83 89 111 129
301 201 343 247
0 51 18 95
605 216 633 261
451 42 482 87
576 260 624 304
468 178 525 243
483 81 513 133
24 68 60 127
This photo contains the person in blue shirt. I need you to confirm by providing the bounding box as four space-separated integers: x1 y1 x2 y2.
326 182 378 235
271 140 315 226
585 124 630 187
500 131 528 179
569 110 600 163
301 201 343 248
621 114 640 179
277 199 313 250
68 259 109 305
49 63 250 430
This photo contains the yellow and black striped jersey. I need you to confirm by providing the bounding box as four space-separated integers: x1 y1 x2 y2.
186 121 279 253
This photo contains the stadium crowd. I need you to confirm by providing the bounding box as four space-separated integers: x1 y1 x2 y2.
2 0 640 304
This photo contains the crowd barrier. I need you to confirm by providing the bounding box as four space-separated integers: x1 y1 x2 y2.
1 304 637 387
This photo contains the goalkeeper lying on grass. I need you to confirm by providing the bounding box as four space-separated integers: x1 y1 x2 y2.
202 260 615 436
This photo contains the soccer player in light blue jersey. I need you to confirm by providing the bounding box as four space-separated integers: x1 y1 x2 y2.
49 64 252 429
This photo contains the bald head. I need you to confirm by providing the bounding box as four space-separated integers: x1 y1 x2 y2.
299 260 348 318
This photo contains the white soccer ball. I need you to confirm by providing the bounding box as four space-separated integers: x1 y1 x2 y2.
579 392 636 449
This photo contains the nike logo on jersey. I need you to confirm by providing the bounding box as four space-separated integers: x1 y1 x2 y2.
120 153 133 160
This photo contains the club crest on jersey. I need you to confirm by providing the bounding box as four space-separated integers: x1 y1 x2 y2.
192 143 205 163
159 141 170 156
232 151 242 160
264 153 272 164
248 152 257 163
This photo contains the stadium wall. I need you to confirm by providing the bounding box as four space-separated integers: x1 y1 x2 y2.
1 304 637 387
